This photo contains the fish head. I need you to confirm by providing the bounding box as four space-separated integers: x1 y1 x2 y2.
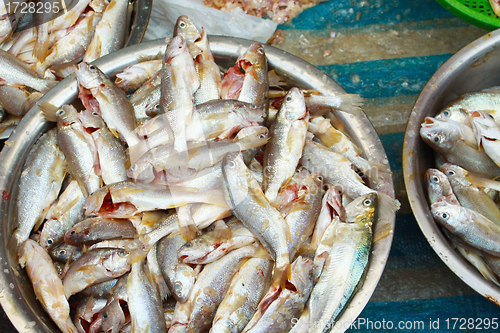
39 219 62 249
301 172 324 197
173 15 201 43
78 109 105 130
56 104 80 127
439 163 470 187
50 243 79 262
281 87 306 121
430 201 464 231
420 117 455 150
102 249 130 276
238 43 266 71
425 168 455 205
435 108 469 124
234 102 265 125
345 192 377 225
172 264 196 303
164 36 189 63
235 125 269 148
64 222 88 246
76 62 105 90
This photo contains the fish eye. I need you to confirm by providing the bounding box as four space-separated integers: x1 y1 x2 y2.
56 109 65 116
47 239 53 245
103 312 108 318
295 169 300 174
89 65 96 70
317 176 323 181
130 164 137 171
443 111 450 117
174 282 182 291
179 21 186 28
154 104 160 110
433 136 440 142
119 250 126 256
257 47 264 54
447 170 455 176
92 112 99 116
431 176 439 183
286 96 292 102
441 212 449 219
250 104 256 109
227 161 236 168
70 230 75 235
259 134 266 139
363 199 372 206
59 250 66 256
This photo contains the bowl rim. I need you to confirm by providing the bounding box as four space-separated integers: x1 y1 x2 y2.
0 36 397 332
403 29 500 305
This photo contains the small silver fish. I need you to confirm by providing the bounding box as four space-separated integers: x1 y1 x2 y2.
431 201 500 256
263 87 308 206
20 239 79 333
63 247 130 298
127 259 167 333
12 128 67 259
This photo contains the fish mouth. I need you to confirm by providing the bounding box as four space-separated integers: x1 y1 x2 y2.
423 117 436 125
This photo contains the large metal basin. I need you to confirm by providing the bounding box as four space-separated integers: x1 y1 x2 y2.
403 30 500 305
0 36 396 332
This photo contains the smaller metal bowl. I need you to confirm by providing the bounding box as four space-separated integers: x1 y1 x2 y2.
403 29 500 305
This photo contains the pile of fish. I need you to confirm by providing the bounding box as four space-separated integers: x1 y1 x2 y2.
420 88 500 287
0 0 133 134
11 15 398 333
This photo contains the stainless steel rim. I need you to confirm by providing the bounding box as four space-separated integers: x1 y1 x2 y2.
0 36 396 332
403 30 500 305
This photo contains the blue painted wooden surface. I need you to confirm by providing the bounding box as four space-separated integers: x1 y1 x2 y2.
275 0 500 331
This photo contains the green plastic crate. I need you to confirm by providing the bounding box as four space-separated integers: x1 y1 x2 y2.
436 0 500 30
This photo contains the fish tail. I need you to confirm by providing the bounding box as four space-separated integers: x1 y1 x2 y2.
364 161 393 183
337 93 364 115
272 262 291 291
38 101 60 122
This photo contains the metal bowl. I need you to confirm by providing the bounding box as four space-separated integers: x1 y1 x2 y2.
0 36 396 332
403 30 500 305
0 0 151 141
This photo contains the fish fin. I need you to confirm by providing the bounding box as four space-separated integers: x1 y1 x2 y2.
33 28 49 62
364 161 393 183
376 191 400 219
337 93 364 115
38 101 59 122
251 246 273 260
178 205 200 242
467 173 500 192
213 220 232 240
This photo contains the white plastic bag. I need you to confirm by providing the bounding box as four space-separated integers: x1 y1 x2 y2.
144 0 278 43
